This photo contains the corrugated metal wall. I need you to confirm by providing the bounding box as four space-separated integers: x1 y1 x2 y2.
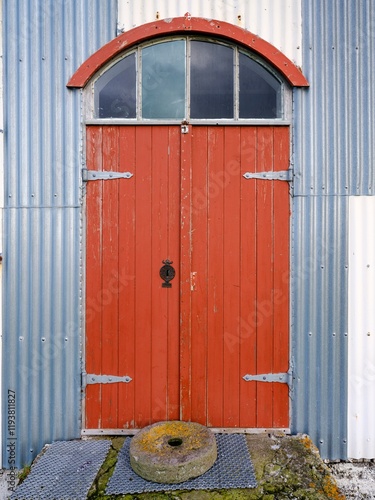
117 0 303 66
348 197 375 459
3 0 375 466
294 0 375 196
291 196 348 459
292 0 375 459
2 0 117 468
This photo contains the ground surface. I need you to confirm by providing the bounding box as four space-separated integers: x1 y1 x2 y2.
87 433 345 499
3 433 375 499
329 462 375 499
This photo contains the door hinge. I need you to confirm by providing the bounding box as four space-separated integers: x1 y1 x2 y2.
243 170 292 181
242 372 292 386
82 169 133 181
85 374 133 385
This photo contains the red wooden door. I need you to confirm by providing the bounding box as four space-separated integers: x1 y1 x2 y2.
85 124 289 430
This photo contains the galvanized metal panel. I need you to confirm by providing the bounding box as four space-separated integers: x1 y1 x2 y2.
291 195 348 460
294 0 375 196
2 0 117 469
3 0 117 209
348 197 375 459
117 0 303 66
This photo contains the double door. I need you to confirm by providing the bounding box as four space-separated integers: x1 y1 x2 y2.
85 124 290 430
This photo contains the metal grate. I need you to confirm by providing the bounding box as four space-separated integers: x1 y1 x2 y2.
10 440 111 500
106 433 257 494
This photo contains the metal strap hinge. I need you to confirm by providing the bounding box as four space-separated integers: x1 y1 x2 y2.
85 374 132 385
82 169 133 181
243 170 292 181
243 372 292 386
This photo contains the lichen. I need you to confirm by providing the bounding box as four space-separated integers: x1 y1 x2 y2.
134 422 212 454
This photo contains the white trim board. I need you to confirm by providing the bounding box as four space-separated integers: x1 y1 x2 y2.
348 196 375 459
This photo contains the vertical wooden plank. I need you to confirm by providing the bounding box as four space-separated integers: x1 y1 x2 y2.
222 127 241 427
117 126 136 428
180 125 193 422
100 126 120 428
190 126 209 424
167 126 181 420
85 126 103 428
239 128 257 427
272 126 290 426
206 127 225 427
134 126 153 426
255 127 274 428
150 127 169 422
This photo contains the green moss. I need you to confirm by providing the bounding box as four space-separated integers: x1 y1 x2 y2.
88 437 125 499
17 464 31 484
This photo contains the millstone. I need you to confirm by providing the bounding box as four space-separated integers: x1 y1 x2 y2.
129 421 217 484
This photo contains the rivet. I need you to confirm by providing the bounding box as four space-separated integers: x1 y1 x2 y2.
41 337 46 342
367 332 371 337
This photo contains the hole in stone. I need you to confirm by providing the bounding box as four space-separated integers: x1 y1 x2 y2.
168 437 183 447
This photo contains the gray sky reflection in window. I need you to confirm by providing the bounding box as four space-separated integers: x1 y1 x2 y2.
96 54 136 118
190 41 234 119
142 41 186 119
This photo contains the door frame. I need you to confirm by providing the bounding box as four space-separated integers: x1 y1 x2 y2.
82 123 292 434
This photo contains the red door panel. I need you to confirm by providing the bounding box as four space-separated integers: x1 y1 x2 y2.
180 126 290 428
85 125 180 429
85 124 290 430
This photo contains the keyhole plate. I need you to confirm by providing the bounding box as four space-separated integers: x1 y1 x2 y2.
160 260 176 288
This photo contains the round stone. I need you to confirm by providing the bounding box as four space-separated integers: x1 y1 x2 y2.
129 421 217 484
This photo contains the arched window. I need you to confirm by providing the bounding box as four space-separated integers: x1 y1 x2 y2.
91 37 285 122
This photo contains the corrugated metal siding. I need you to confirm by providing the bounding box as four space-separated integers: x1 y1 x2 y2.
294 0 375 197
2 0 117 468
348 197 375 459
291 0 375 459
117 0 303 66
291 196 348 459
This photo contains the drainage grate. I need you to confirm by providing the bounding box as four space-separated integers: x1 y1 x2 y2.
10 440 111 500
106 433 257 494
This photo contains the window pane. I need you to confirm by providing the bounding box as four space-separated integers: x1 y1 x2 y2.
142 41 185 119
239 54 281 118
95 54 136 118
190 41 234 119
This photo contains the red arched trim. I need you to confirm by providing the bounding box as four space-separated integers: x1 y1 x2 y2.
67 16 308 88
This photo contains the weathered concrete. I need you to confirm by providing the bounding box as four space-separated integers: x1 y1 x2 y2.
129 421 217 484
